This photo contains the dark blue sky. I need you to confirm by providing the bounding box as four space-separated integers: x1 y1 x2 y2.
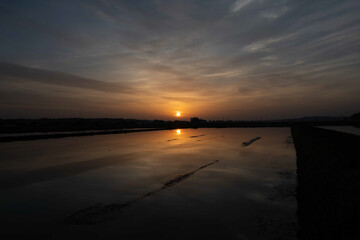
0 0 359 119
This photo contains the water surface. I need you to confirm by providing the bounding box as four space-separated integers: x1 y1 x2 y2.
0 128 297 239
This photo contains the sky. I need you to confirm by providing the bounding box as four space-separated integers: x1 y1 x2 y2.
0 0 359 120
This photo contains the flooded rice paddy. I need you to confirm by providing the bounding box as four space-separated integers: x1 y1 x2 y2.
0 128 297 239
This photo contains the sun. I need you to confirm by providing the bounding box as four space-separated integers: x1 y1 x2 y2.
176 111 181 117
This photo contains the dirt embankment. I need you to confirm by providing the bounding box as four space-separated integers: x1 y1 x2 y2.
291 126 360 240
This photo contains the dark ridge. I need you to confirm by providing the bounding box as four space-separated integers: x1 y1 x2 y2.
189 135 205 138
291 126 360 240
162 160 219 188
64 160 220 225
166 138 178 142
242 137 261 147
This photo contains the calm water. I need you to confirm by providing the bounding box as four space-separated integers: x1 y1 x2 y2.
0 128 297 239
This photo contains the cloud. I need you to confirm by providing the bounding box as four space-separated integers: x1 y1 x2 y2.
162 96 204 103
242 34 297 52
231 0 254 12
0 63 135 94
0 0 359 119
261 6 289 19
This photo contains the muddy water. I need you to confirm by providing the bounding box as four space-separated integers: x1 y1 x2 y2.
0 128 297 239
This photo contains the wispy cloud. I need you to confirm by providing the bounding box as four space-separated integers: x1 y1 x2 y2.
242 33 297 52
0 63 135 94
0 0 359 119
231 0 254 12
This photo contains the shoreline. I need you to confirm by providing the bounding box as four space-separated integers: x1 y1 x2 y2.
1 122 359 142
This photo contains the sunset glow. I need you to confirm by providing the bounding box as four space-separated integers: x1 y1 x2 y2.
0 0 358 120
0 1 359 238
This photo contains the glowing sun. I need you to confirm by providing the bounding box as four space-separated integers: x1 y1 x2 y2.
176 111 181 117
